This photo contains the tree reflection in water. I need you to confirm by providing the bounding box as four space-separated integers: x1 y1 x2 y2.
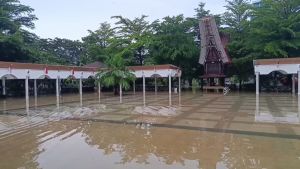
1 120 300 169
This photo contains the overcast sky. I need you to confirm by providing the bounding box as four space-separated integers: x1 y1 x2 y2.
20 0 229 40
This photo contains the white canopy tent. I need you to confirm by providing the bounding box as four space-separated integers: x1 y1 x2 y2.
0 61 181 111
254 58 300 95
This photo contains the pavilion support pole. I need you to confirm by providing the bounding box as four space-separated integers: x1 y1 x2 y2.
2 78 6 96
255 94 260 117
292 74 296 95
34 79 38 109
154 77 157 94
143 75 146 106
119 84 123 104
79 77 83 107
34 79 37 97
25 76 29 113
56 76 60 108
98 81 101 103
169 74 172 106
178 76 181 95
298 71 300 96
298 94 300 119
256 72 260 95
179 76 181 106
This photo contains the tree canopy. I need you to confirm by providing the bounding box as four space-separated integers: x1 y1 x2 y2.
1 0 300 86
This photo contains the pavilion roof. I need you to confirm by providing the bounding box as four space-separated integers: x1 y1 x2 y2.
0 61 180 71
128 64 180 71
254 57 300 65
0 61 99 72
199 16 230 65
0 61 181 79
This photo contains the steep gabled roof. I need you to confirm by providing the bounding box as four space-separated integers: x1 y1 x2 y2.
199 16 230 65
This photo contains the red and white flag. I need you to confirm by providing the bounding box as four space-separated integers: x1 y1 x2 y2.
44 67 48 74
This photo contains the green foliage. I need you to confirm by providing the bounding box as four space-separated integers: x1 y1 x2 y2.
35 38 83 65
223 0 300 83
1 0 300 86
194 2 211 20
111 15 154 65
245 0 300 58
150 15 201 81
81 22 114 64
192 78 200 93
0 0 38 62
223 0 252 34
0 0 37 34
96 54 135 90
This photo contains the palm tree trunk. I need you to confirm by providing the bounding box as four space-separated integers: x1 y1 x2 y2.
119 84 122 103
114 85 119 95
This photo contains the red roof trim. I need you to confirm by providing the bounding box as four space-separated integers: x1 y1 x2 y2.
254 57 300 65
0 61 180 72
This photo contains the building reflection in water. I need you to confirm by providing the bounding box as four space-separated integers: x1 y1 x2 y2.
255 95 300 124
1 119 299 169
1 93 300 169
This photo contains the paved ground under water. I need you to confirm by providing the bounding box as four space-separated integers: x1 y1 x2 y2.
0 91 300 169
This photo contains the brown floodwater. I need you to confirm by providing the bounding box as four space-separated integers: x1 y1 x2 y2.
0 92 300 169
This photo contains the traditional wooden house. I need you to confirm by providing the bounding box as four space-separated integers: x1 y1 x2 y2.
199 16 231 91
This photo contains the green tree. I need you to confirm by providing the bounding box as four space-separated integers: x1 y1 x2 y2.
0 0 37 62
37 38 83 65
0 0 37 34
150 15 200 81
246 0 300 58
222 0 253 84
96 53 135 95
195 2 211 20
223 0 252 35
82 22 115 64
111 15 153 65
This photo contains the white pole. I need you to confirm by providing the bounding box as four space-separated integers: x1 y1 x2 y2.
255 94 260 117
298 94 300 120
25 76 29 113
119 83 123 103
3 100 6 114
298 71 300 95
179 76 181 94
34 79 37 109
56 76 60 108
143 75 146 106
169 75 172 106
34 79 37 97
98 81 101 103
79 77 83 106
2 78 6 96
256 72 260 95
155 77 157 94
179 76 181 105
292 74 296 94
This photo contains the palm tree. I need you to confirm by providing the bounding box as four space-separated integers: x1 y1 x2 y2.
96 54 135 102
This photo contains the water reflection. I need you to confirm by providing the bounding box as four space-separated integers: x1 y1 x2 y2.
1 120 300 169
1 93 300 169
134 106 178 117
255 95 300 124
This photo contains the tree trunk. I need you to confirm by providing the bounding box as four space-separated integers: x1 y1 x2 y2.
114 85 119 95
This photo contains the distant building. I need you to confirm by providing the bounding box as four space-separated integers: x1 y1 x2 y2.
199 16 231 89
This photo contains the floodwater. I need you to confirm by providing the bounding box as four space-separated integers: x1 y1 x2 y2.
1 92 300 169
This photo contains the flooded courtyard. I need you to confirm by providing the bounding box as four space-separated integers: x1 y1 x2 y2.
1 92 300 169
